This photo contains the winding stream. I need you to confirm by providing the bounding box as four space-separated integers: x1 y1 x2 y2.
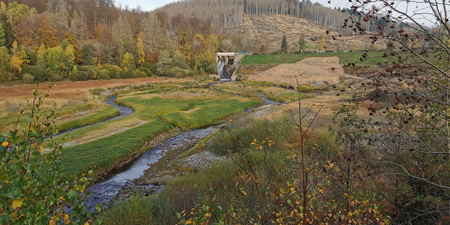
86 127 218 212
53 96 134 138
85 87 277 213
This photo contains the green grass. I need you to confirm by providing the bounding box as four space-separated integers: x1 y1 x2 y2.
61 119 173 176
161 98 262 130
58 95 261 176
0 104 95 132
56 105 120 132
96 119 296 225
210 118 295 156
241 52 387 66
210 84 259 97
117 96 191 121
45 117 134 147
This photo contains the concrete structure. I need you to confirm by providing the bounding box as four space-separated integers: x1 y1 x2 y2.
216 52 245 81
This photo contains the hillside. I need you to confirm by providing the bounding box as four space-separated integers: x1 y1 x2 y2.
0 0 387 84
223 14 385 53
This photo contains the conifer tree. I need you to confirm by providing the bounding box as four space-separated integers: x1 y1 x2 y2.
298 35 306 53
280 34 287 54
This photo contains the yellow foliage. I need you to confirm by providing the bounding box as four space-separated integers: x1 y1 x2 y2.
319 35 327 51
10 55 23 75
137 33 145 64
12 199 23 209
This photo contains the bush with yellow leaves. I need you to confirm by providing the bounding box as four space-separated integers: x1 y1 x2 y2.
0 86 91 224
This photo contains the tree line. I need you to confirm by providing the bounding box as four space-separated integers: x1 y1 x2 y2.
0 0 377 83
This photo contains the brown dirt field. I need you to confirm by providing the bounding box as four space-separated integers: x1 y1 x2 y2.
0 77 193 100
0 77 195 117
247 56 346 86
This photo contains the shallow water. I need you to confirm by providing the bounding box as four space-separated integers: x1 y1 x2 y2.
85 90 276 212
86 126 218 212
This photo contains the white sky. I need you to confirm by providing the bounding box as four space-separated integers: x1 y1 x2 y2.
113 0 178 11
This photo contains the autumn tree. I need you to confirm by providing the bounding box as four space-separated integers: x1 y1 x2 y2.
318 35 326 51
65 31 82 64
156 50 172 75
38 17 59 48
8 41 23 75
5 1 36 25
45 46 64 80
193 34 206 55
172 51 188 69
121 52 135 71
63 44 75 77
280 34 287 54
9 54 22 74
36 43 46 69
136 33 145 65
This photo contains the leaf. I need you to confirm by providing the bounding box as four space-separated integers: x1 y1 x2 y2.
96 204 102 213
241 190 247 196
12 199 23 209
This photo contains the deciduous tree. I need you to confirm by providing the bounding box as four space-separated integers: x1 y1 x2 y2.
136 33 145 65
121 52 135 71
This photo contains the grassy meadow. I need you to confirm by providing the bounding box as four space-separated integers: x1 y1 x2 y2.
48 83 265 177
241 51 387 66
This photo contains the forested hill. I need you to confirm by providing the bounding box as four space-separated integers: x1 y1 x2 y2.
0 0 376 83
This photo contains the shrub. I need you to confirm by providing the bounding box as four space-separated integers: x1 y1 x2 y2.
22 73 34 83
98 69 111 80
0 71 14 81
0 90 90 224
172 51 188 69
68 72 79 81
21 65 47 82
121 69 134 79
48 71 63 81
138 66 153 77
187 70 198 77
102 65 122 79
210 118 295 156
167 67 188 78
78 66 99 80
133 70 147 78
